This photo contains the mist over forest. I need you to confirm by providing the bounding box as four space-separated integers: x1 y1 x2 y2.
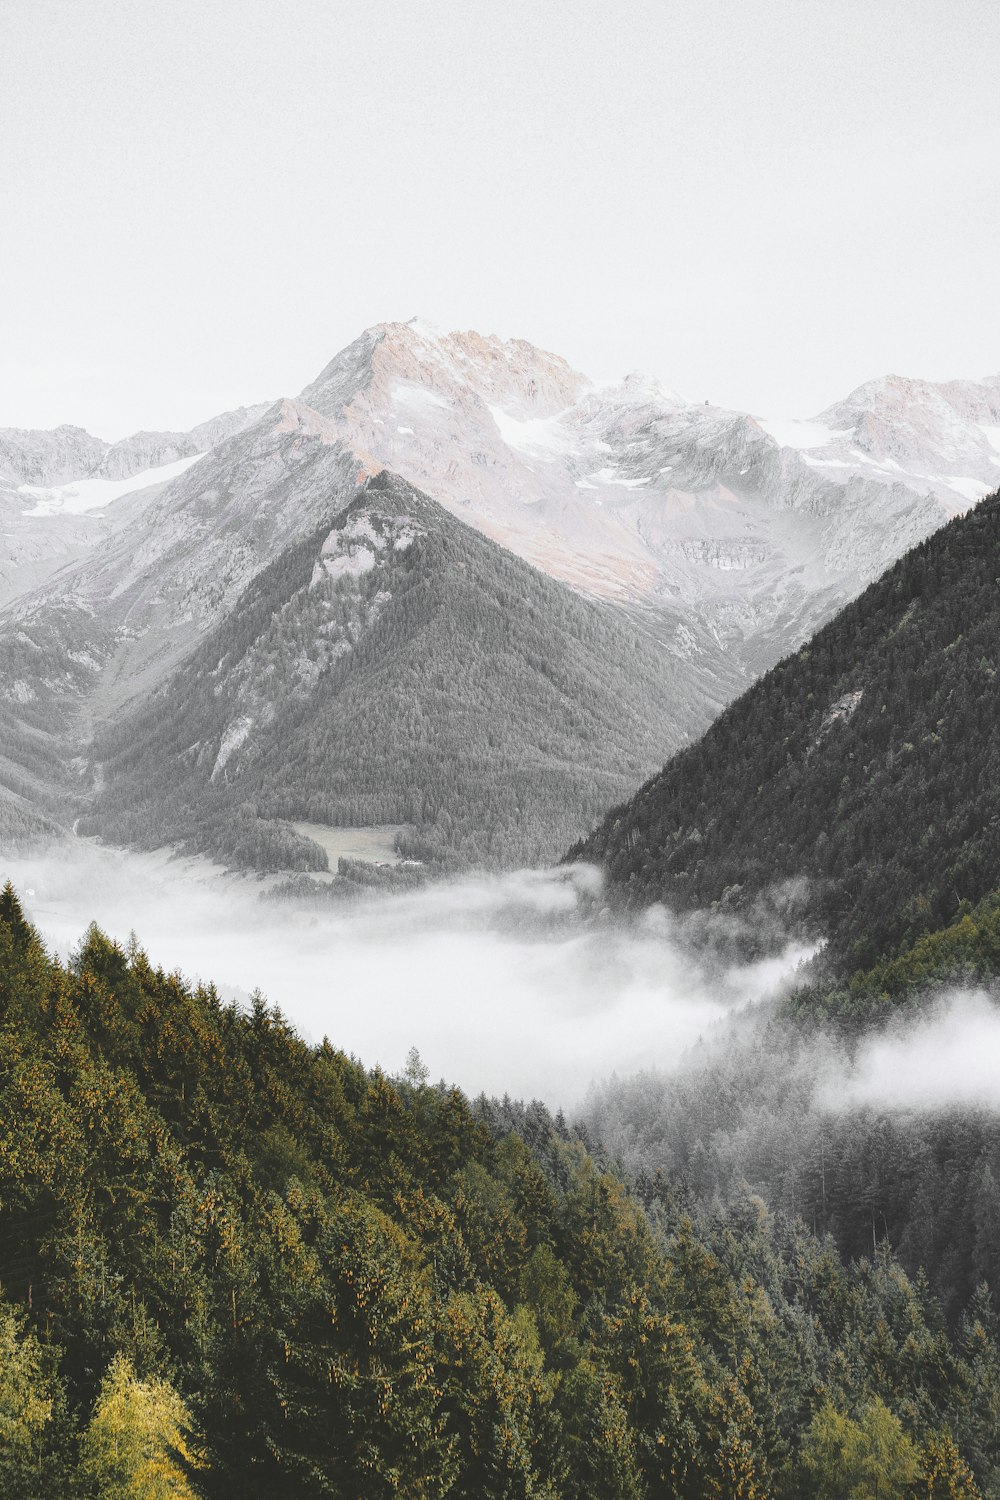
4 841 813 1106
4 834 1000 1497
7 479 1000 1495
17 834 1000 1342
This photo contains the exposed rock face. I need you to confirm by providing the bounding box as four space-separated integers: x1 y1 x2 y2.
0 424 107 485
93 404 271 480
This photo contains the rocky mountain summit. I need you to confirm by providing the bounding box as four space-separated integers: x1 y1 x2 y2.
297 321 998 685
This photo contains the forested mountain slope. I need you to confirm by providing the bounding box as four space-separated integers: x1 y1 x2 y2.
0 882 994 1498
584 875 1000 1365
572 488 1000 970
84 471 708 871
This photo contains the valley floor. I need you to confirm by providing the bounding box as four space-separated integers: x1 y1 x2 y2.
289 820 406 867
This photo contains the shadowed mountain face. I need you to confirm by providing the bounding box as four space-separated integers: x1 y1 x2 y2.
83 471 707 871
571 488 1000 971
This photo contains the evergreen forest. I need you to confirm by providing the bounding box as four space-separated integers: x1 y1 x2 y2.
0 879 996 1498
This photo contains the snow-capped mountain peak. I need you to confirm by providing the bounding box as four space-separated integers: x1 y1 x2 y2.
746 372 1000 511
598 370 686 408
300 318 590 426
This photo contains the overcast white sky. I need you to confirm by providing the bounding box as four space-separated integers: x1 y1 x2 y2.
2 0 998 438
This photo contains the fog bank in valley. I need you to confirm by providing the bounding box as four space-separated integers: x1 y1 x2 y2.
3 841 810 1108
8 838 1000 1134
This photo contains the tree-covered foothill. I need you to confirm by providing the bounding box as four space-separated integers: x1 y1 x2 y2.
81 472 708 874
572 489 1000 972
0 879 992 1497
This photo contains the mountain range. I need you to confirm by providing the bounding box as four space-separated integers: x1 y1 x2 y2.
3 317 1000 871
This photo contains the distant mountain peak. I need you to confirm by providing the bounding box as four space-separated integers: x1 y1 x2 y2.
0 402 272 491
811 369 1000 478
598 370 685 407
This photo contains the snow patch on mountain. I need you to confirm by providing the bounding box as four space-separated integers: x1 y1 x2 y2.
19 452 206 516
391 382 451 413
212 715 254 779
488 405 576 458
1 404 271 493
943 477 991 503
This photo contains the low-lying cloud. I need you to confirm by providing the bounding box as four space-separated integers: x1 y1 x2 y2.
817 991 1000 1113
2 841 812 1108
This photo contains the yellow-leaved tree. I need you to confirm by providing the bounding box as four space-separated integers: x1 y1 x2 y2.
80 1354 201 1500
802 1397 920 1500
0 1298 67 1497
